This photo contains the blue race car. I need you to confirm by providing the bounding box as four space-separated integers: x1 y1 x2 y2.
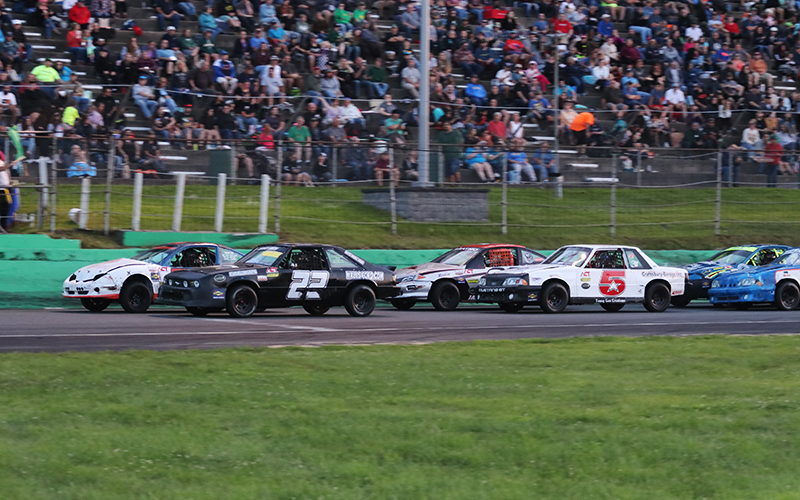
671 244 791 307
708 248 800 310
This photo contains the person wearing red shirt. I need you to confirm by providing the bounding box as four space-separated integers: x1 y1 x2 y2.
503 31 526 64
721 15 741 42
66 24 87 63
551 13 573 42
764 135 783 187
487 112 508 145
68 0 91 28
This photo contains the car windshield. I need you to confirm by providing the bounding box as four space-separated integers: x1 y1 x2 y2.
133 248 172 264
544 247 591 267
432 248 482 266
237 247 286 266
709 249 752 265
775 250 800 266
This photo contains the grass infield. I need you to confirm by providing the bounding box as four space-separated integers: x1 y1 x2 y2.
3 336 800 499
15 185 800 249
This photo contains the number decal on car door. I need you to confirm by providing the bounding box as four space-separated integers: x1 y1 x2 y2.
287 270 330 299
599 270 626 296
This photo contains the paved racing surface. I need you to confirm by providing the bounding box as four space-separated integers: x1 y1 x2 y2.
2 303 800 352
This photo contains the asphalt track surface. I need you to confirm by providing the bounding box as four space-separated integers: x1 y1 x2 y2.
2 302 800 352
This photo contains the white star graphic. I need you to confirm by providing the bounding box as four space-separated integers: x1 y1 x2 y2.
607 280 619 292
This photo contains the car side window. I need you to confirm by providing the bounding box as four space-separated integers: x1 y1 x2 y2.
171 247 215 267
587 250 626 269
325 249 360 269
753 249 778 266
484 248 517 268
220 248 241 264
280 248 329 271
521 249 541 265
624 249 650 270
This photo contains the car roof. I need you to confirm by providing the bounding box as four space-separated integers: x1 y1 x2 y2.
556 244 643 251
149 242 235 250
723 244 791 252
461 243 527 249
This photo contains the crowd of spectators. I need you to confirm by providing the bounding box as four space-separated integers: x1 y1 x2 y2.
0 0 797 184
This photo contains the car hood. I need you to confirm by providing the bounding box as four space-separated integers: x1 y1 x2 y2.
69 258 149 281
714 265 787 285
683 261 746 277
168 264 242 278
396 262 467 278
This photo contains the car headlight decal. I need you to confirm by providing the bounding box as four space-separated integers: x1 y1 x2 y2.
502 277 529 286
737 277 756 287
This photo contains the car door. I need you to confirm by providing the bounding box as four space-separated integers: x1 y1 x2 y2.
268 247 332 305
580 249 631 301
622 247 652 300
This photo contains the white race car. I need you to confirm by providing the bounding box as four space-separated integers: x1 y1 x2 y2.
392 244 545 310
63 243 243 313
476 245 688 313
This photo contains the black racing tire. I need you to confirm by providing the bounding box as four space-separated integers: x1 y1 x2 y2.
499 302 525 313
734 302 753 310
345 284 376 317
391 298 417 310
186 306 212 317
303 303 331 316
539 282 569 313
670 295 692 308
120 281 152 313
226 285 259 318
81 297 110 312
430 281 460 311
600 302 625 312
644 283 671 312
775 281 800 311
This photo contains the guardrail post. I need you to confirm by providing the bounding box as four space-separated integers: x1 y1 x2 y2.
259 174 270 234
554 174 563 199
172 172 186 232
715 152 722 236
610 154 616 238
38 157 48 230
104 136 116 236
49 158 57 233
78 177 90 229
636 153 642 187
501 153 508 235
438 147 444 186
332 146 338 187
275 142 282 233
389 145 397 235
214 173 226 232
132 171 143 231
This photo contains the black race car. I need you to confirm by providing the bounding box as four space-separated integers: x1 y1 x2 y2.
158 244 399 317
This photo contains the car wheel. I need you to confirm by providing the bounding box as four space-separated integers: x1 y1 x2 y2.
226 285 258 318
499 302 525 313
81 297 110 312
670 295 692 308
391 298 417 310
775 281 800 311
186 306 212 317
120 281 152 313
734 302 752 310
430 281 460 311
539 282 569 313
644 283 671 312
345 284 376 317
303 304 331 316
600 302 625 312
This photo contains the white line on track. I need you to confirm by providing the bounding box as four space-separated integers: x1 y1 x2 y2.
192 317 339 332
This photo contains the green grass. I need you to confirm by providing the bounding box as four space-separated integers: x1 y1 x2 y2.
4 336 800 499
14 183 800 249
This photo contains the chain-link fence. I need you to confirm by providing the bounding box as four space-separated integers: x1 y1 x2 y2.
5 135 800 246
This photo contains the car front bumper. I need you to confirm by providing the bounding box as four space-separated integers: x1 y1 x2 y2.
157 285 221 308
684 277 714 300
708 285 774 304
62 280 120 300
394 280 432 300
475 285 541 304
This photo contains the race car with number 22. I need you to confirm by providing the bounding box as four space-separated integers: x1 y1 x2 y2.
476 245 687 313
158 244 399 317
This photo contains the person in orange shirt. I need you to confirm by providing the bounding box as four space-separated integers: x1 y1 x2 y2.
569 111 595 152
750 52 774 87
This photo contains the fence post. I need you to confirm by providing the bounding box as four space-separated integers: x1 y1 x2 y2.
172 172 186 232
389 145 397 235
275 142 282 233
259 174 270 234
331 146 338 186
501 153 507 235
214 173 226 232
38 158 48 231
636 153 642 187
715 152 722 236
78 177 90 229
49 158 57 233
132 172 143 231
103 136 116 236
610 154 617 238
438 147 444 187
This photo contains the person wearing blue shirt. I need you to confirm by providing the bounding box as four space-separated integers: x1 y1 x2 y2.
532 144 555 182
464 75 487 107
250 27 268 49
259 0 278 25
267 21 285 45
212 51 238 92
597 14 614 38
527 92 552 124
506 149 536 183
532 13 548 34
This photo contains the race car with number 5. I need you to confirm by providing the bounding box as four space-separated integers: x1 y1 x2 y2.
475 245 688 313
158 244 398 317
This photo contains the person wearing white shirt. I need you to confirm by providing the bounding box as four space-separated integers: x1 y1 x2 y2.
494 64 514 88
685 23 703 42
664 84 687 112
591 60 610 88
340 97 366 130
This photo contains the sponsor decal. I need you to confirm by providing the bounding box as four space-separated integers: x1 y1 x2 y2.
479 287 506 293
257 275 269 281
596 298 625 303
345 270 385 281
344 251 366 265
581 283 590 289
212 289 225 299
527 292 538 300
229 269 258 277
150 272 160 282
641 271 684 279
263 267 278 273
599 270 626 296
213 274 226 283
702 280 711 288
580 271 591 282
160 266 171 273
267 273 279 277
260 250 283 258
463 269 474 275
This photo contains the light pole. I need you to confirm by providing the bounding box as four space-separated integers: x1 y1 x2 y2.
414 0 433 186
